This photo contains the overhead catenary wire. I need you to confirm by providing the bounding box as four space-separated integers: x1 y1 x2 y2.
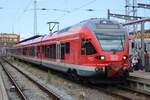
15 0 33 22
12 0 33 34
73 0 97 11
54 0 97 21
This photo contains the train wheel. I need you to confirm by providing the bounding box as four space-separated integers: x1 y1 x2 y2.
71 69 80 81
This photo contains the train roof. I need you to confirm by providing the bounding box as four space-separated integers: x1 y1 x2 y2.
15 18 122 47
57 18 120 33
17 35 42 44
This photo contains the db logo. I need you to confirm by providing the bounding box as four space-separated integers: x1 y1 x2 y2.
88 57 94 61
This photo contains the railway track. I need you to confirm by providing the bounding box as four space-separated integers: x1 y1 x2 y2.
6 57 150 100
0 58 72 100
116 85 150 99
0 59 28 100
93 84 150 100
68 73 150 100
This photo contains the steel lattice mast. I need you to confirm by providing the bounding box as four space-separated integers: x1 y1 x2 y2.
34 0 37 36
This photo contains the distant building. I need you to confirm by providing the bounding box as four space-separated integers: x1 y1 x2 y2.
0 33 20 47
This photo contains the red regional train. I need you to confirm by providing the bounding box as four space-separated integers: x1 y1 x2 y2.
8 18 130 79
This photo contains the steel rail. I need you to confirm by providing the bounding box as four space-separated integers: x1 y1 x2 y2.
117 85 150 98
4 57 139 100
0 60 28 100
85 84 133 100
3 58 62 100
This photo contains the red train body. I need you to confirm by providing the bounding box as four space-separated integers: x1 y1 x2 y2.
9 18 130 78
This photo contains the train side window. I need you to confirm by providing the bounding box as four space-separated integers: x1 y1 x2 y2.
29 46 35 56
85 40 97 55
53 44 56 59
65 42 70 54
23 47 27 55
49 45 52 58
17 48 19 54
45 45 50 58
61 43 65 60
42 45 46 57
37 46 40 56
33 47 35 56
29 47 32 56
21 48 23 55
19 48 21 54
20 48 22 54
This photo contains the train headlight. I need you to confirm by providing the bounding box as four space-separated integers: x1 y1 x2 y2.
122 56 128 60
100 56 105 60
95 56 105 60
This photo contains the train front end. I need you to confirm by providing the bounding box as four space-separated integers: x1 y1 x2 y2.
84 19 130 78
95 31 129 77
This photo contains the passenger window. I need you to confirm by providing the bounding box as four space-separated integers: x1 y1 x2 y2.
23 47 27 55
65 42 70 54
42 45 46 56
52 44 56 59
45 45 50 58
37 46 40 56
29 46 35 56
61 43 65 60
49 45 52 58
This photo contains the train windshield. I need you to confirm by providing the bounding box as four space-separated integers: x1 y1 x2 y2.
96 32 126 52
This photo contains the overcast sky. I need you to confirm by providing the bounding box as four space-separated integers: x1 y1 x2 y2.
0 0 149 40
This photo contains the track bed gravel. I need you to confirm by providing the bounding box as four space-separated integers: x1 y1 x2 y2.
1 60 51 100
9 58 124 100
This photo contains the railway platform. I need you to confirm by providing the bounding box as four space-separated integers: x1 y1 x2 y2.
128 70 150 92
0 74 8 100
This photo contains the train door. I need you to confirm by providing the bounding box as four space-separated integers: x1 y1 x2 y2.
56 41 65 62
56 41 61 61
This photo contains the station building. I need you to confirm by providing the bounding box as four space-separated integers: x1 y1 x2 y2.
0 33 20 47
0 33 20 56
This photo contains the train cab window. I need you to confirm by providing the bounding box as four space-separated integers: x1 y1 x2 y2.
81 38 85 55
85 40 97 55
65 42 70 54
81 38 97 55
